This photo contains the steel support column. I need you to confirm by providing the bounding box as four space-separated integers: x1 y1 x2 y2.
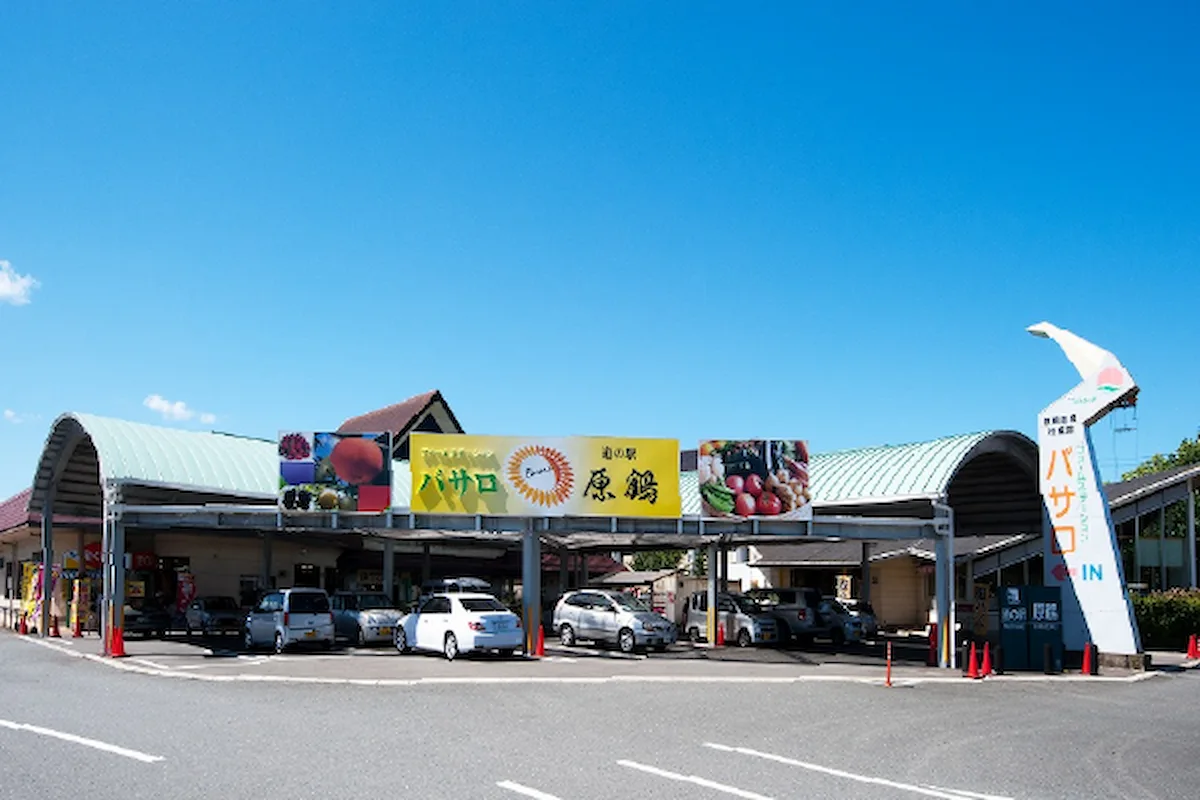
100 508 111 651
933 501 955 669
421 543 431 586
559 548 569 593
1160 503 1167 589
38 488 55 637
382 540 395 604
521 522 541 655
1188 477 1197 589
860 541 871 604
706 542 718 644
111 520 126 647
260 531 273 594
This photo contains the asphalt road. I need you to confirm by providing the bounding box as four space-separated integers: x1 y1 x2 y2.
1 633 1197 800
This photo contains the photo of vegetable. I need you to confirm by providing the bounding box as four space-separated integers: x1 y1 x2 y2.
278 431 393 513
698 439 811 521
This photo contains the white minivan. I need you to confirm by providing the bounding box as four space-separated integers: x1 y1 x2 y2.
684 591 779 647
244 587 335 654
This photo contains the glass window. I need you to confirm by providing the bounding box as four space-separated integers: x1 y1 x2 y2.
613 593 649 612
424 597 451 614
356 594 393 610
287 592 330 613
459 597 508 612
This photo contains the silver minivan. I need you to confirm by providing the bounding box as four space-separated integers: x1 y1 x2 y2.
684 591 779 647
244 587 335 654
552 590 677 654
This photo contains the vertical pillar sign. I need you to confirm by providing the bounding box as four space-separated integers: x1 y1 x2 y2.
1028 322 1141 654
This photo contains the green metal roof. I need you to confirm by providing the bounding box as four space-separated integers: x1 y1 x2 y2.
72 413 280 496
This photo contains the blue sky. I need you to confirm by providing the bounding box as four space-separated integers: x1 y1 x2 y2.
1 2 1197 498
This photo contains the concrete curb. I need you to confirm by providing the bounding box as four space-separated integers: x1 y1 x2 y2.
14 635 1167 688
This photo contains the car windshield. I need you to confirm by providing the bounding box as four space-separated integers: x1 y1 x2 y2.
459 597 508 612
731 596 762 614
356 594 394 610
206 597 239 611
288 593 330 613
613 593 649 612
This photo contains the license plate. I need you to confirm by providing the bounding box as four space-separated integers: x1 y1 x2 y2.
763 633 774 641
379 627 392 636
304 630 317 639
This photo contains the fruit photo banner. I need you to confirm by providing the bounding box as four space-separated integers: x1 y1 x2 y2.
278 431 393 513
410 433 680 518
698 440 812 521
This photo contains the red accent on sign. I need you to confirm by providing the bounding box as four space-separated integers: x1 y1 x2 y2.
1051 563 1077 581
130 552 157 571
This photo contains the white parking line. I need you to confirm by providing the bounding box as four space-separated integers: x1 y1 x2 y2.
703 743 1012 800
923 787 1015 800
131 658 171 670
0 718 164 763
617 759 774 799
496 779 565 799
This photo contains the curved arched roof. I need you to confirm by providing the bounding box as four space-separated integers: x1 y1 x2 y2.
811 430 1037 504
29 413 279 515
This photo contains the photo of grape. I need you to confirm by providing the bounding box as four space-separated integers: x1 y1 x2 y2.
279 433 311 461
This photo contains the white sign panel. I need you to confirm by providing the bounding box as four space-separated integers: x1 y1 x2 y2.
1031 322 1141 654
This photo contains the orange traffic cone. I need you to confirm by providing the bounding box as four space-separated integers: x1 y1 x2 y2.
1187 634 1199 660
18 613 28 635
716 623 726 646
536 626 546 657
980 642 992 678
966 642 980 679
110 627 126 658
50 615 61 638
72 613 82 638
1081 642 1093 676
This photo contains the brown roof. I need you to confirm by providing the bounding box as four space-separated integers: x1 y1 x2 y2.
338 390 461 437
0 487 100 533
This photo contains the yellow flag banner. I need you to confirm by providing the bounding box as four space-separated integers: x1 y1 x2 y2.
410 434 681 518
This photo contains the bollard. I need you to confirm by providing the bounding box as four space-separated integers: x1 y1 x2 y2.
18 613 28 636
50 615 61 638
992 643 1004 675
960 642 971 675
535 626 546 658
885 640 893 687
927 623 938 667
1188 634 1199 660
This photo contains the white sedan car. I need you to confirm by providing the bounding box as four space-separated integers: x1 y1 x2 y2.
394 593 524 660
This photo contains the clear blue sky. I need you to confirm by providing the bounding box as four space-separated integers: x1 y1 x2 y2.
2 2 1197 498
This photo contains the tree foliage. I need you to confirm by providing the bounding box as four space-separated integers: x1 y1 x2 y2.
1122 435 1200 481
630 550 685 572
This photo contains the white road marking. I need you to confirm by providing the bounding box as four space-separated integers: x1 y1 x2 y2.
131 658 171 670
703 743 1013 800
0 718 164 763
496 780 566 799
618 759 774 799
923 787 1015 800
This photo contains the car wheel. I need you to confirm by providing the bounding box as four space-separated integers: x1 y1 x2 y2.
499 648 515 659
356 625 368 647
559 623 576 647
618 627 636 654
737 628 752 648
185 622 193 637
394 627 409 653
274 632 286 655
243 628 255 651
443 632 458 661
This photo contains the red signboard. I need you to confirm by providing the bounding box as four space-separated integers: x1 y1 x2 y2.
130 552 157 571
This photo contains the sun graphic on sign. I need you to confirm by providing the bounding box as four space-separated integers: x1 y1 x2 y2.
507 445 575 508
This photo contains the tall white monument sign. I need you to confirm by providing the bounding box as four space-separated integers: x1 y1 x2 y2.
1028 322 1141 654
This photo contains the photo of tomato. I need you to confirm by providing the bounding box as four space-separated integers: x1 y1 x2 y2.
697 439 812 521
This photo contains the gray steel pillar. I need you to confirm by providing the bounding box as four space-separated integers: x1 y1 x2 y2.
706 542 718 643
260 531 273 592
559 548 569 593
382 539 395 603
580 551 589 588
39 489 55 637
111 520 126 641
7 543 15 629
860 541 871 604
520 522 541 655
100 511 111 647
720 546 729 591
934 532 951 668
421 542 432 586
77 528 86 633
1160 503 1168 589
1188 477 1197 588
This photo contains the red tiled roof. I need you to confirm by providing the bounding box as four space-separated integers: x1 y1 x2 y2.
0 487 101 533
338 390 440 436
541 551 626 576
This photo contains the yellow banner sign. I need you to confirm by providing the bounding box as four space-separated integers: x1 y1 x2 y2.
410 434 681 518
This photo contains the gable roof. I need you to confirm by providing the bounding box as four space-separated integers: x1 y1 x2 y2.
1105 462 1200 507
338 390 463 437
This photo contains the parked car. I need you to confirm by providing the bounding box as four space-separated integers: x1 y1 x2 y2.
683 591 779 647
243 587 335 654
420 577 493 596
818 597 864 645
552 589 677 654
838 597 878 638
745 587 823 645
184 596 243 637
124 601 173 638
394 592 523 661
331 591 403 646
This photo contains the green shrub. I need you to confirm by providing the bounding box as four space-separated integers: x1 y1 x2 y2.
1131 589 1200 650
